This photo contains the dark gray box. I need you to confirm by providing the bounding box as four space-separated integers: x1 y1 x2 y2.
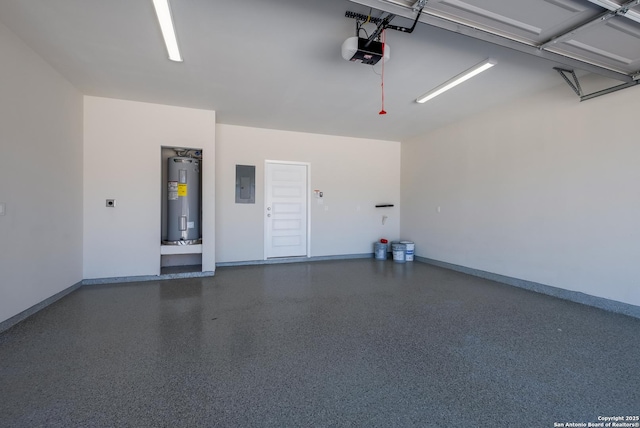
236 165 255 204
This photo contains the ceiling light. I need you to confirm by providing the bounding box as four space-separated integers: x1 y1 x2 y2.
152 0 182 62
416 58 497 103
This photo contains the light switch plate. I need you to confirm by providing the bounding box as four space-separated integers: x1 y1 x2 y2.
0 202 5 216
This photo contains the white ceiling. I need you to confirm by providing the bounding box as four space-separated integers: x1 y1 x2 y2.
1 0 637 141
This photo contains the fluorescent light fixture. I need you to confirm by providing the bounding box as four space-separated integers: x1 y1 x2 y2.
416 58 497 103
153 0 182 62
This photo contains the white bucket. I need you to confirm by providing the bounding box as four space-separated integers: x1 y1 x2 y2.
401 241 415 261
374 242 387 260
391 243 406 263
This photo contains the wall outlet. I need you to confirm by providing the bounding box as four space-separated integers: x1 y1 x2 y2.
106 199 116 207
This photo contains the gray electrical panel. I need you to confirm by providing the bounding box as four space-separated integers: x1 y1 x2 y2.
235 165 255 204
166 157 201 243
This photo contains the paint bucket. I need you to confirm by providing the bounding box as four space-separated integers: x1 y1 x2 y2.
392 243 406 263
374 242 387 260
389 241 399 258
401 241 415 261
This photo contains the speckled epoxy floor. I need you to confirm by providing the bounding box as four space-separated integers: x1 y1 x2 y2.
1 259 638 427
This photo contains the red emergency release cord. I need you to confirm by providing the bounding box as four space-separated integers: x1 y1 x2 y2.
379 30 387 115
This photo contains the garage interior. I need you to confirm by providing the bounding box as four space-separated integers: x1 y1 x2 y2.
1 0 639 425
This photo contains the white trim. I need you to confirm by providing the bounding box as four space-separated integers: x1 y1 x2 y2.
160 244 202 255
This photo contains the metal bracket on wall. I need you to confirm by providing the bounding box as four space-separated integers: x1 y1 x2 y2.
555 68 583 97
555 67 640 101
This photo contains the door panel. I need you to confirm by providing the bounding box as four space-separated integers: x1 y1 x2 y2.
265 162 308 258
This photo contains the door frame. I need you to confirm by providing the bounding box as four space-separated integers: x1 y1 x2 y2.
264 160 311 260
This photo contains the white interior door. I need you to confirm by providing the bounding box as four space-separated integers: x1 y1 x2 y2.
265 162 308 259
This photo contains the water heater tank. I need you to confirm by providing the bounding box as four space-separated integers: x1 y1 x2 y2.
166 157 201 243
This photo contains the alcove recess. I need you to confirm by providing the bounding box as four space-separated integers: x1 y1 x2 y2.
160 146 203 274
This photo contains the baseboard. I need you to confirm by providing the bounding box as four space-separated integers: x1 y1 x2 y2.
82 270 215 285
0 280 83 333
415 256 640 319
216 253 373 267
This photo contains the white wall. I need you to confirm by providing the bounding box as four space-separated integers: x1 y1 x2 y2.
83 97 216 279
401 84 640 306
216 125 400 263
0 23 83 323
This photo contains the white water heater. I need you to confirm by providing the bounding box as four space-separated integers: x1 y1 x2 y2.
166 157 201 244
